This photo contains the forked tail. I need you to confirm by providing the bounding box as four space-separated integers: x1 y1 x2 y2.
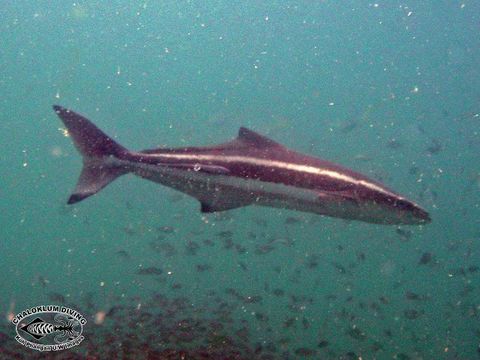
53 105 130 204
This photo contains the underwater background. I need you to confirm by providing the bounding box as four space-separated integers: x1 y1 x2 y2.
1 1 479 359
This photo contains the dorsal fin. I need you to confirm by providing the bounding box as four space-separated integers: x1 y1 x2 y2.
140 127 283 155
237 127 282 148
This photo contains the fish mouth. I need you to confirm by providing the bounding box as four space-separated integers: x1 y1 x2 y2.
413 207 431 224
391 198 431 225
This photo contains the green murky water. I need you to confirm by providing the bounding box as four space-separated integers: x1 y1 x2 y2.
1 2 479 359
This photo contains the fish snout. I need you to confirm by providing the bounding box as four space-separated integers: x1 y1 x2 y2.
394 198 431 224
412 206 431 224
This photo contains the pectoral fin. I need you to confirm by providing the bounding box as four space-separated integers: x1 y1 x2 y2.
200 198 252 213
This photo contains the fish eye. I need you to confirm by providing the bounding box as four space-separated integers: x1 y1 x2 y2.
394 199 415 211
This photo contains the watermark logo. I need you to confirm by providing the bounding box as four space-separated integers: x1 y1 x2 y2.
11 305 86 351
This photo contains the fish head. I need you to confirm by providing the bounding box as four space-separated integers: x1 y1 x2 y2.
316 188 431 225
357 193 431 225
384 197 431 225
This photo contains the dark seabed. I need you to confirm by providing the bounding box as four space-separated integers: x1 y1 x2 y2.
1 1 479 359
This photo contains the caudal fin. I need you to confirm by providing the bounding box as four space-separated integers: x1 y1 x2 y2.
53 105 129 204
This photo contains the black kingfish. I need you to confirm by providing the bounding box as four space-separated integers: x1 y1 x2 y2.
53 106 430 225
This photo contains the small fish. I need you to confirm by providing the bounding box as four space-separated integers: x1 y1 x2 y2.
448 267 466 277
123 224 135 236
405 291 427 301
418 252 433 265
294 348 316 357
404 308 424 320
157 226 175 234
379 296 390 305
0 331 9 346
251 218 268 227
284 216 301 225
386 138 403 149
347 327 366 341
195 264 212 272
37 275 50 288
216 231 233 238
353 154 372 162
235 327 249 341
149 242 176 257
136 267 163 276
426 138 443 155
268 237 293 247
238 261 248 271
340 121 357 133
372 341 384 352
106 306 123 317
468 265 479 273
48 292 66 303
273 289 285 297
202 239 215 247
167 193 184 203
115 250 130 260
283 317 296 328
302 317 310 329
255 312 268 322
184 240 200 255
396 228 413 242
409 166 419 175
235 244 247 254
243 295 262 304
318 340 329 348
306 254 320 269
225 288 241 298
255 244 275 255
220 238 233 250
332 262 347 274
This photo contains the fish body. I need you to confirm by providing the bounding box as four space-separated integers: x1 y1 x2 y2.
20 316 76 340
26 320 56 338
53 105 430 225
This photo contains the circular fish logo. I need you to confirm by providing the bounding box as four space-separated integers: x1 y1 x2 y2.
11 305 86 351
